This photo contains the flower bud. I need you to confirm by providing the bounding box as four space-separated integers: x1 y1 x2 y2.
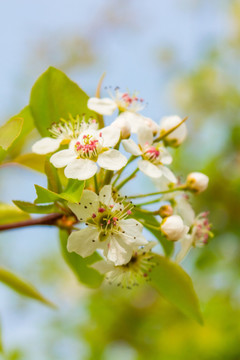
161 215 189 241
159 115 187 147
186 172 209 193
111 117 131 139
158 205 173 218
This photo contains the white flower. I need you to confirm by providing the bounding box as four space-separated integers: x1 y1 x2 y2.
176 212 212 263
92 242 157 288
111 116 131 139
87 87 159 135
162 192 195 227
67 185 148 266
122 126 177 182
186 172 209 193
50 125 127 180
161 215 189 242
32 116 97 155
159 115 187 147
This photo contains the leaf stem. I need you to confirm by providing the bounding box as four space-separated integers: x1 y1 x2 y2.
94 174 99 194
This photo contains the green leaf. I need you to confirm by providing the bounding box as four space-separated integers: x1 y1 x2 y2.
10 153 46 173
30 67 98 136
0 323 3 354
150 255 203 324
13 201 59 214
0 204 30 225
35 180 84 204
133 208 173 256
45 157 62 193
0 267 55 308
59 229 103 288
0 117 24 150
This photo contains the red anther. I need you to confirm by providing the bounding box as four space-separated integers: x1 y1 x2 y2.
127 210 132 215
107 219 111 225
92 213 96 218
99 132 102 137
98 207 106 213
112 217 118 221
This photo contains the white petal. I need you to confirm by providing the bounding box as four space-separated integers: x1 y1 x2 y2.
67 190 99 221
100 126 120 147
118 219 148 246
87 97 117 115
116 112 146 133
138 159 162 178
160 166 177 183
97 149 127 171
111 118 131 139
64 158 97 180
106 234 132 265
91 260 114 274
160 147 173 165
159 115 187 145
50 149 76 168
176 235 193 263
32 137 62 154
175 196 195 226
137 126 153 147
122 139 142 156
99 185 114 206
67 227 99 257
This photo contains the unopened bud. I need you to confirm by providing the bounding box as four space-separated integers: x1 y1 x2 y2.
161 215 189 241
111 118 131 139
186 172 209 193
159 205 173 218
159 115 187 147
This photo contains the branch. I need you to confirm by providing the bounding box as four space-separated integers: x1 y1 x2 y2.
0 213 63 232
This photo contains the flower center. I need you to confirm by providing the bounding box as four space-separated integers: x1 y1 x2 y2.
143 144 161 164
75 134 101 160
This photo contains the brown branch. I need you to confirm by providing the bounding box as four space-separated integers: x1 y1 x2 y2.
0 213 63 232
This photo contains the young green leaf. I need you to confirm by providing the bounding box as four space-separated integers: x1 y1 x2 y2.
0 204 30 225
150 255 203 324
35 180 84 204
44 157 62 193
10 153 46 173
0 267 55 308
59 229 103 288
13 201 60 214
30 67 98 136
0 117 24 150
133 208 173 256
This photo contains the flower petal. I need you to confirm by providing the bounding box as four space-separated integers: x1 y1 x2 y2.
64 158 97 180
32 137 62 154
118 219 148 246
67 190 99 221
116 112 146 133
50 149 76 168
67 227 99 257
97 149 127 171
100 126 120 147
175 235 193 263
87 97 117 115
122 139 142 156
99 185 114 206
138 159 162 178
91 260 114 274
160 147 173 165
138 126 153 147
160 166 177 183
106 234 133 265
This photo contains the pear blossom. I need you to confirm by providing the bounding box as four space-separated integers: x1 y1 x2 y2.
159 115 187 147
176 212 213 263
162 192 195 227
122 126 177 182
186 172 209 193
161 215 189 242
87 87 159 135
92 242 157 288
32 116 97 155
67 185 148 266
50 125 127 180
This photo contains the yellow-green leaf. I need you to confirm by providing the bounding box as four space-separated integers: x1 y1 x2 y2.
13 201 59 214
0 267 55 308
11 153 46 173
150 255 203 324
0 117 24 150
30 67 99 136
0 204 30 225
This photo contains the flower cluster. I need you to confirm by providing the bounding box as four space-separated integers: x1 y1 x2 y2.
32 86 212 287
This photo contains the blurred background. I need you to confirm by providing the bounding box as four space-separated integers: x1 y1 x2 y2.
0 0 240 359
